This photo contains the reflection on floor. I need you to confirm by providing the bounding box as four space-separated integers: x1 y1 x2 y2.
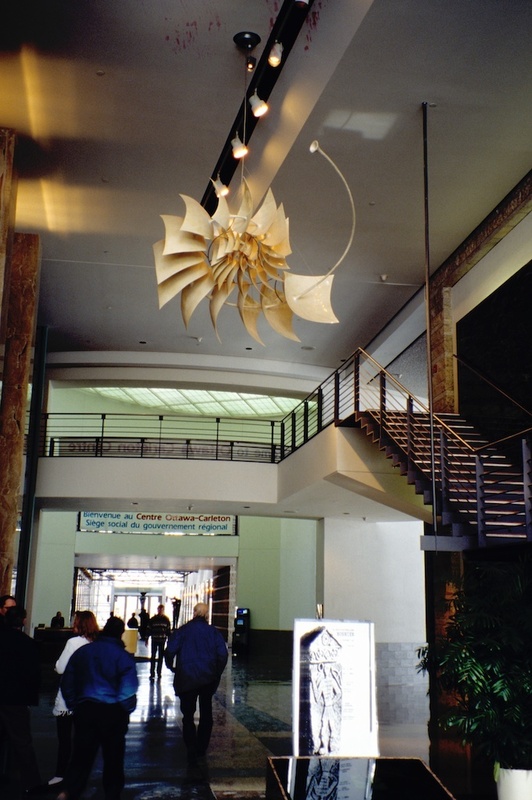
1 653 429 800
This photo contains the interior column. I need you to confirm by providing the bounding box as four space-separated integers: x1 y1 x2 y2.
0 128 41 595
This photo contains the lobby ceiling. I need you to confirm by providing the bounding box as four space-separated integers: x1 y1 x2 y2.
2 0 530 375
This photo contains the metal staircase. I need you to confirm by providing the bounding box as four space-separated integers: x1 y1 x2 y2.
332 350 532 548
355 407 530 546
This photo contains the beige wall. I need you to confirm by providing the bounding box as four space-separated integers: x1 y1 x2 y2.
323 517 425 644
236 516 318 630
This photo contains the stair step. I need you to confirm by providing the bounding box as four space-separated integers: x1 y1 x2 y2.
356 406 530 547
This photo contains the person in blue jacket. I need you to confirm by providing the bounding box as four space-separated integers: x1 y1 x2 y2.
165 602 228 763
57 616 138 800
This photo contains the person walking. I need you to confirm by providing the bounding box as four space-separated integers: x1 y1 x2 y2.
147 604 171 681
48 610 99 789
165 602 228 763
0 605 43 795
138 608 149 642
57 616 138 800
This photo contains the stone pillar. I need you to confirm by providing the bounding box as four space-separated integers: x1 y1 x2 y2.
0 128 17 341
430 285 455 413
0 232 40 595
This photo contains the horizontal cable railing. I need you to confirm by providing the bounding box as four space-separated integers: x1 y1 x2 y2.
41 413 281 464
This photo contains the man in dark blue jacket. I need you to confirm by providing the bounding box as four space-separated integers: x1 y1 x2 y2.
165 602 228 762
58 616 138 800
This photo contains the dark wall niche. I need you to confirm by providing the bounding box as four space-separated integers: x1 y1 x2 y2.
456 260 532 458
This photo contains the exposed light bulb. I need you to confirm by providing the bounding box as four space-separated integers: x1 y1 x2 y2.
268 41 283 67
231 135 248 159
211 176 229 198
249 90 268 118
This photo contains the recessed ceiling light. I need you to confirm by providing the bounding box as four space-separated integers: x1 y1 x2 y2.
301 345 315 351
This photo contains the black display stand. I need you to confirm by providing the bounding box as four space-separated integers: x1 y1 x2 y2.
266 756 456 800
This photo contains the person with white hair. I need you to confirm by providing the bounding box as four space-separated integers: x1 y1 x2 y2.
165 602 228 763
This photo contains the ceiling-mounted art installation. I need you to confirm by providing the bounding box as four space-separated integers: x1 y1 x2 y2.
153 16 355 344
153 141 355 345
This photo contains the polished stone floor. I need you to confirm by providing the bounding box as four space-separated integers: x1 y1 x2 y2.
1 646 430 800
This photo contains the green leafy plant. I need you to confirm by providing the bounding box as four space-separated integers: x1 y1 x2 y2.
418 553 532 770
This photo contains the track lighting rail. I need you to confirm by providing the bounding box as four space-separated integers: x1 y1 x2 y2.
201 0 315 215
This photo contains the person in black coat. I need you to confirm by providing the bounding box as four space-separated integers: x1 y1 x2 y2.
138 608 149 642
165 602 228 762
0 605 43 794
126 612 139 629
50 611 65 629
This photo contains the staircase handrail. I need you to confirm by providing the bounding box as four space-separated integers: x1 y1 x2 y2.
356 349 478 452
473 425 532 454
453 353 532 420
358 349 531 457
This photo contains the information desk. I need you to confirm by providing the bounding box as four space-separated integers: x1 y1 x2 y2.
266 757 456 800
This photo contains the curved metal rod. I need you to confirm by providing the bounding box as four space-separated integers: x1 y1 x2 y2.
295 140 356 299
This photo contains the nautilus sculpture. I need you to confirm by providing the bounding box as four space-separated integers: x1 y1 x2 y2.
153 142 355 344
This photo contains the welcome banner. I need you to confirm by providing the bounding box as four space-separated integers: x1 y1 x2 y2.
79 511 236 535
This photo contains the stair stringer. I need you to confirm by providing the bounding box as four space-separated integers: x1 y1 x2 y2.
330 426 433 522
277 424 431 522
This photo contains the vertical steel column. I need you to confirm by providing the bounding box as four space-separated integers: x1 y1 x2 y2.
422 101 439 539
16 325 48 605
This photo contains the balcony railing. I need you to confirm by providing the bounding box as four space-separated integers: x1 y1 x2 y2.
38 347 531 481
41 414 281 463
38 351 377 463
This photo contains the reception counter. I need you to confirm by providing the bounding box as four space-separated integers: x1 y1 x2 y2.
266 756 456 800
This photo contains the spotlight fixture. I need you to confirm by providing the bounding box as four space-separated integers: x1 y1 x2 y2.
211 176 229 198
246 55 256 72
249 90 268 118
268 41 284 67
231 135 248 159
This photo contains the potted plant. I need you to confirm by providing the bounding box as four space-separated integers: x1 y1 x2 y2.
418 550 532 800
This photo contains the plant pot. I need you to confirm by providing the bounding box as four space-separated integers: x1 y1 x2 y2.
497 768 532 800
